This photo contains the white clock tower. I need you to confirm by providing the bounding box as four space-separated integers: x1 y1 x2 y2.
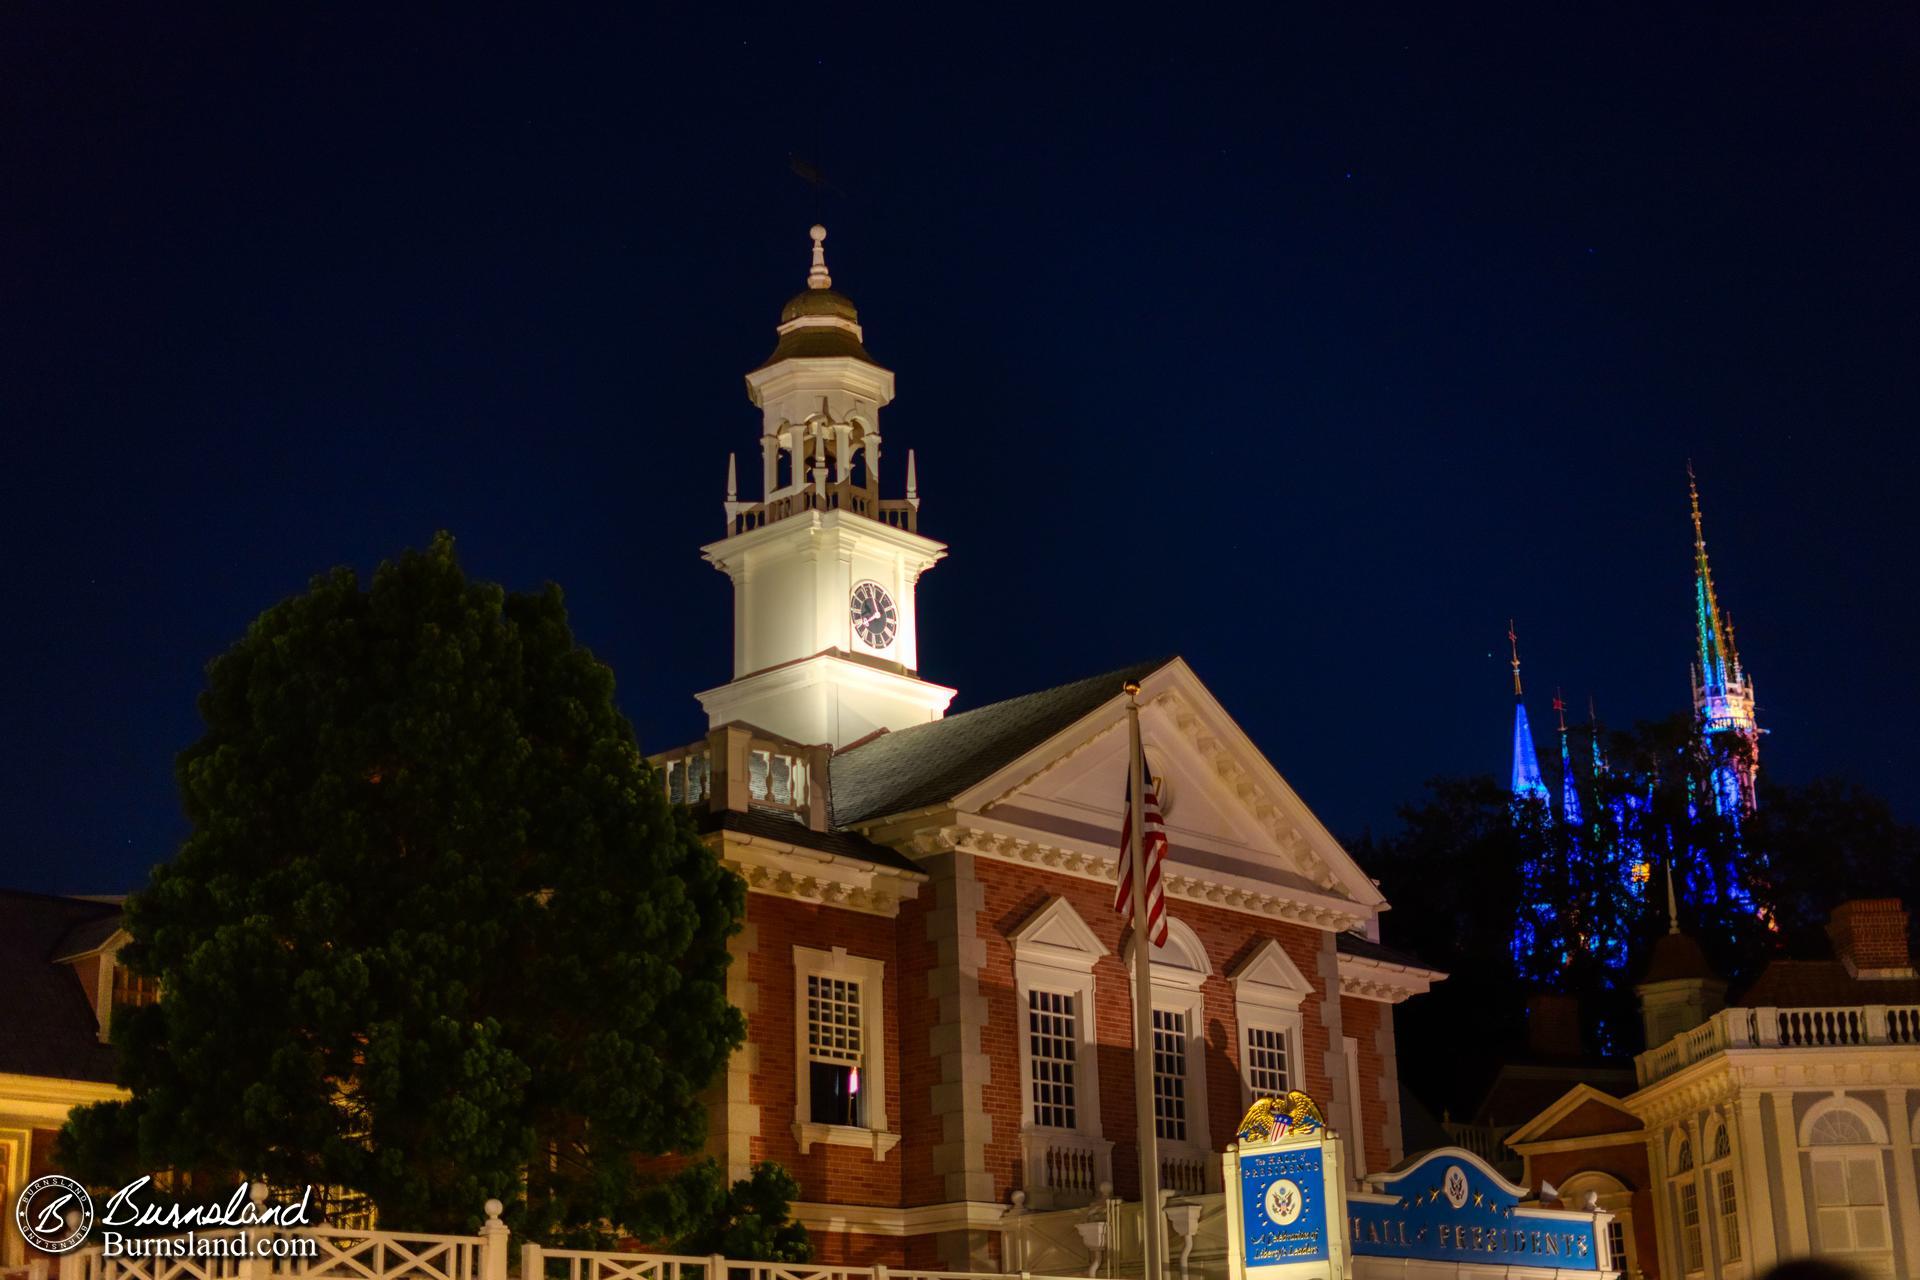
695 226 956 748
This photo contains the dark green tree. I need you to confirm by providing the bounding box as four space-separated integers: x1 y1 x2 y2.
59 534 796 1249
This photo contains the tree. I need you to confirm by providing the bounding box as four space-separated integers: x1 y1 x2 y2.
60 534 784 1246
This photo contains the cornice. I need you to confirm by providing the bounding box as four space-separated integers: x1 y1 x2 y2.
893 819 1366 933
1337 953 1442 1004
712 832 923 918
1629 1045 1920 1124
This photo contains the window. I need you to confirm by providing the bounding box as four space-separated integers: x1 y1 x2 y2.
791 946 895 1157
1802 1100 1892 1254
1247 1025 1292 1098
1028 990 1078 1130
1679 1183 1704 1273
806 974 863 1127
1230 939 1310 1109
1606 1219 1627 1272
1716 1169 1741 1262
1672 1138 1703 1273
1153 1008 1188 1142
111 961 158 1009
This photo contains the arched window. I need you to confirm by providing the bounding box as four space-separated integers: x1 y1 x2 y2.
1705 1121 1740 1264
1560 1171 1639 1280
1125 918 1215 1195
1801 1099 1891 1255
1670 1136 1703 1273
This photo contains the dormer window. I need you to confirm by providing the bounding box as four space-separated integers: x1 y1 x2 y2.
111 960 158 1010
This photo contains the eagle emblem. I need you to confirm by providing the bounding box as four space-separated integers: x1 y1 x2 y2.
1236 1090 1326 1144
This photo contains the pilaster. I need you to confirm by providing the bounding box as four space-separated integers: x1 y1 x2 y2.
1731 1096 1777 1271
921 848 995 1266
1374 1006 1403 1166
1767 1091 1810 1254
1887 1086 1920 1279
714 919 761 1182
1316 933 1350 1142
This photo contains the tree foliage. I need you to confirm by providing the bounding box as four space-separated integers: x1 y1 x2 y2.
1356 715 1920 1111
59 534 788 1247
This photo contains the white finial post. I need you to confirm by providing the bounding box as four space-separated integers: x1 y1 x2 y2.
906 447 918 503
1664 860 1681 935
726 452 738 502
807 224 831 289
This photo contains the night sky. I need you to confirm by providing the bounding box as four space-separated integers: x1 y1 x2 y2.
5 7 1917 897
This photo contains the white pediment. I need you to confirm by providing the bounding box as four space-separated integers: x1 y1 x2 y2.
950 659 1386 918
1009 896 1109 972
1230 938 1312 1010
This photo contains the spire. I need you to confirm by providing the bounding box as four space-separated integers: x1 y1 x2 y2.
1508 621 1548 803
807 223 832 290
726 452 738 502
1556 689 1584 828
1688 462 1734 697
906 448 919 504
1664 859 1681 935
1588 695 1607 775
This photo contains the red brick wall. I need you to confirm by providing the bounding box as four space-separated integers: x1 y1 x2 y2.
744 893 904 1208
808 1230 907 1266
973 861 1336 1203
896 877 942 1207
1338 998 1393 1175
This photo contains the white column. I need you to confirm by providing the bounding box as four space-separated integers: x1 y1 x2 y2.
761 432 778 497
1647 1131 1677 1280
1887 1087 1920 1279
832 422 852 483
1769 1091 1810 1254
1732 1096 1777 1270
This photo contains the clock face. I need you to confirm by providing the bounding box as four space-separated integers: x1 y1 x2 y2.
850 580 899 651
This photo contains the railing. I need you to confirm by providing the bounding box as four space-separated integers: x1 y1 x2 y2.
1159 1152 1208 1197
1438 1120 1520 1180
1635 1003 1920 1084
1019 1129 1113 1209
728 486 917 536
59 1225 496 1280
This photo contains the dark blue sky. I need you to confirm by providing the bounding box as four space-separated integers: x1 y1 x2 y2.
5 7 1916 895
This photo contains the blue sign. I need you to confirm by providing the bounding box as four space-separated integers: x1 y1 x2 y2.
1349 1150 1600 1272
1239 1146 1330 1267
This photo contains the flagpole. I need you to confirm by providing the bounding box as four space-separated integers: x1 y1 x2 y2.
1125 681 1166 1280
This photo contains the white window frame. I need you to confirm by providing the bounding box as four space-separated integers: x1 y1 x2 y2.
1704 1120 1742 1270
791 945 898 1159
1229 939 1310 1110
1670 1133 1704 1276
1126 917 1215 1193
1799 1097 1892 1257
1011 898 1112 1208
1560 1171 1640 1280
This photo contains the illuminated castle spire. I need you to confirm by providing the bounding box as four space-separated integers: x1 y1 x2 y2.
1687 466 1761 815
1509 621 1549 804
1554 690 1584 828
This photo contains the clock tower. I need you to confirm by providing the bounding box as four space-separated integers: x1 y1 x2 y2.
695 226 956 748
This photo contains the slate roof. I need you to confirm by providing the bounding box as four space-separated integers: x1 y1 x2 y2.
1336 931 1444 975
0 889 122 1084
696 806 924 876
1735 959 1920 1008
830 657 1174 827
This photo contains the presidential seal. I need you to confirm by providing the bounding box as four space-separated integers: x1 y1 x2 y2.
15 1174 94 1254
1264 1177 1304 1226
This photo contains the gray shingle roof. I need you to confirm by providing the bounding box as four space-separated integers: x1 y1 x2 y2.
831 657 1173 827
1336 931 1444 975
0 889 122 1084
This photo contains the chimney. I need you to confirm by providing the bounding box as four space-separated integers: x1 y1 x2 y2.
1526 992 1584 1060
1827 900 1916 980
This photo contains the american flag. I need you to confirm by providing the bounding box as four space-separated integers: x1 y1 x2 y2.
1113 747 1169 947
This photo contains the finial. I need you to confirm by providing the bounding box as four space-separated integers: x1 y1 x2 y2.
726 452 738 502
807 224 831 290
906 447 918 501
1507 619 1524 698
1664 859 1680 935
1687 460 1706 546
1553 688 1567 733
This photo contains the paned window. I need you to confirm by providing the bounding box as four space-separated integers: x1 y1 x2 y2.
1716 1169 1741 1262
806 974 863 1127
1027 990 1078 1129
1679 1183 1704 1273
1606 1220 1627 1272
1153 1008 1188 1142
1246 1025 1291 1098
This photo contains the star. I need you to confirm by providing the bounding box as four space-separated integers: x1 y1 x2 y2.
1473 1192 1485 1207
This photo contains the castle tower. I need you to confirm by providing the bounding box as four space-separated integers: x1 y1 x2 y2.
1687 468 1760 815
695 227 956 748
1509 621 1549 804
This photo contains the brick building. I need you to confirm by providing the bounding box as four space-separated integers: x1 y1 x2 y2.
0 890 137 1268
647 228 1442 1270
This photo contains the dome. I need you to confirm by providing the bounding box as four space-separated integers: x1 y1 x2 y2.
1643 930 1716 983
780 287 859 324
